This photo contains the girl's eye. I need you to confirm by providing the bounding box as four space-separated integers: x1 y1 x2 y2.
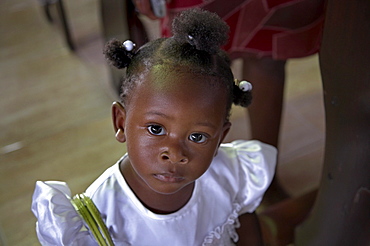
147 125 166 136
189 133 208 143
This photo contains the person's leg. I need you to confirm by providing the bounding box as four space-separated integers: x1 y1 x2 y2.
242 55 288 202
243 56 286 147
295 0 370 244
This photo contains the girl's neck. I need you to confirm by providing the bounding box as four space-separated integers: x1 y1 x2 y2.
120 158 195 214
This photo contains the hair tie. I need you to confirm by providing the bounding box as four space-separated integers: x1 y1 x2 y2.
235 79 253 92
122 40 135 52
187 35 195 46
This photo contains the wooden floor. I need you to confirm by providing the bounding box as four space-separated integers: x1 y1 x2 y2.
0 1 325 245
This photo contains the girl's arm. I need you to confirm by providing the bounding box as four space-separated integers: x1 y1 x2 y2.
236 212 263 246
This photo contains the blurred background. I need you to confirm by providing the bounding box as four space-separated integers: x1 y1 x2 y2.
0 0 324 245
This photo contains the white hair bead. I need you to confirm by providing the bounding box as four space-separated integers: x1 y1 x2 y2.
239 80 252 92
122 40 135 51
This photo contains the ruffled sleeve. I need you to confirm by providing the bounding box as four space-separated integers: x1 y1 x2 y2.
233 140 277 214
31 181 97 246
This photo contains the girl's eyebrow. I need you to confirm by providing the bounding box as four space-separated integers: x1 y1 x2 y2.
145 111 217 129
145 111 170 119
195 121 217 129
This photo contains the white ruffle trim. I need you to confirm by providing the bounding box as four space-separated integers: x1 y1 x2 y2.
202 203 241 246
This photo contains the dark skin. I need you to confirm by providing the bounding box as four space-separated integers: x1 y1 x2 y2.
237 213 264 246
112 68 263 243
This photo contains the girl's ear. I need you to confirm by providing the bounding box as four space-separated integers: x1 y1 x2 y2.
112 101 127 143
214 121 231 157
220 121 232 145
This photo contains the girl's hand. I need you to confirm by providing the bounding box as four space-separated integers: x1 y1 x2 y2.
132 0 160 20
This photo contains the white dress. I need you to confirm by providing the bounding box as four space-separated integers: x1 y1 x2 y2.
32 140 276 246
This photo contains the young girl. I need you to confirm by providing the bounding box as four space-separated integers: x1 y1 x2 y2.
134 0 325 202
32 9 276 245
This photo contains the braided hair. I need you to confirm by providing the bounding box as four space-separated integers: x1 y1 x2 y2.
104 8 252 120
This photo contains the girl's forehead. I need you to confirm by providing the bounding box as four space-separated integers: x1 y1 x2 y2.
123 65 230 125
145 65 223 92
129 68 228 113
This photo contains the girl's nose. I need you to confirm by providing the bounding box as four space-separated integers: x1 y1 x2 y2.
161 151 188 164
160 141 189 164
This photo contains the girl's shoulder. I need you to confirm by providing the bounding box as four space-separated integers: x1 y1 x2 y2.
85 159 122 197
31 180 97 245
211 139 277 177
31 158 124 246
219 140 277 160
203 140 277 213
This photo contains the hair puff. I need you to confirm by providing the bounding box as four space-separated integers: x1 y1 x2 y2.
103 38 134 69
172 8 229 54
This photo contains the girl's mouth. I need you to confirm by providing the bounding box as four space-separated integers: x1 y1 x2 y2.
153 173 185 183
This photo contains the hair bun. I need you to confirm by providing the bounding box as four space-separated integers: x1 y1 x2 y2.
103 39 135 69
172 8 229 54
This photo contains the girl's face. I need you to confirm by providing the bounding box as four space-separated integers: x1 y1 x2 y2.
113 69 231 197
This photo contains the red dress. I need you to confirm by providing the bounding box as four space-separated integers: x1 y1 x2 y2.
161 0 325 60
